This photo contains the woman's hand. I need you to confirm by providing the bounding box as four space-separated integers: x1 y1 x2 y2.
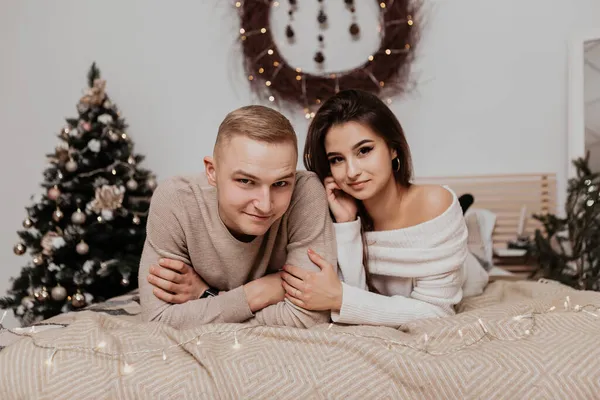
324 176 358 223
148 258 209 304
281 249 343 312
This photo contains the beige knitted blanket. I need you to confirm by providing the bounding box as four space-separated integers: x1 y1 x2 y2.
1 279 599 399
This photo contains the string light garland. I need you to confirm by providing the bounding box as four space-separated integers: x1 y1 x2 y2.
1 296 599 375
236 0 421 116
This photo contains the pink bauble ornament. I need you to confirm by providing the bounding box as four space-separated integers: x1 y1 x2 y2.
76 240 89 255
48 186 61 201
71 209 86 225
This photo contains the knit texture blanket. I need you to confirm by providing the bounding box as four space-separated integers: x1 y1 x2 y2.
1 279 599 399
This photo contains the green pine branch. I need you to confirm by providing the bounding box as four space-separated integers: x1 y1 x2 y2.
533 152 600 290
87 62 100 87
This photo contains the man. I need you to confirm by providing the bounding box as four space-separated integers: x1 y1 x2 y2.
138 105 337 330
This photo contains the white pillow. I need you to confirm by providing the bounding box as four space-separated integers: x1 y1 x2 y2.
462 251 490 297
464 208 497 270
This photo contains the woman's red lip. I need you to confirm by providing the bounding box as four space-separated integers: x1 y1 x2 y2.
348 180 369 186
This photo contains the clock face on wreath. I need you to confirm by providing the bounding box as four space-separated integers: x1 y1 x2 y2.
235 0 420 117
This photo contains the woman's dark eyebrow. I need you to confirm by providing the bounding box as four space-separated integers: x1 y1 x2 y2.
327 139 374 157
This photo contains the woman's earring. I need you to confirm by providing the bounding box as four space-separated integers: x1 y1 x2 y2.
392 157 401 172
304 153 311 167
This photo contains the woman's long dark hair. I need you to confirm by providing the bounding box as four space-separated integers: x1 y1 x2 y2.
303 89 414 292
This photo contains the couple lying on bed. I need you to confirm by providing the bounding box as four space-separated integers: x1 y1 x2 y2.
137 89 489 330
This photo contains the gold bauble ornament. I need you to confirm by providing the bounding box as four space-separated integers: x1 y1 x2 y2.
34 287 49 303
72 292 86 308
60 126 70 139
132 215 141 225
13 242 26 255
108 130 120 142
23 218 34 229
52 208 64 222
32 254 44 266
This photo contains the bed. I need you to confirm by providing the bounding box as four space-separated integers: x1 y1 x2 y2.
1 173 599 399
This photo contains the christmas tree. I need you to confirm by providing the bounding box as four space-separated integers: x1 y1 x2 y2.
533 152 600 291
0 63 157 326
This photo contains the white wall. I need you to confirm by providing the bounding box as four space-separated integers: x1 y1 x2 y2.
1 0 599 327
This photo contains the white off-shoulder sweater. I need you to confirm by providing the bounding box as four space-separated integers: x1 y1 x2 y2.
332 186 489 328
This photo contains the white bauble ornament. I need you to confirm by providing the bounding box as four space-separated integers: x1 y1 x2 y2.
126 179 138 191
51 285 67 301
65 159 78 172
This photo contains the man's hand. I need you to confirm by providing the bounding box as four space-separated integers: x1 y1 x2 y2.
147 258 209 304
243 272 285 312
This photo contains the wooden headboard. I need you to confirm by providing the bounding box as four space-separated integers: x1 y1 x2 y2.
413 173 557 250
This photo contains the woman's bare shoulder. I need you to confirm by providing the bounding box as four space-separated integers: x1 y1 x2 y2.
406 184 454 222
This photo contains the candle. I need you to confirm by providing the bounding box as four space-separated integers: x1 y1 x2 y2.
517 205 527 237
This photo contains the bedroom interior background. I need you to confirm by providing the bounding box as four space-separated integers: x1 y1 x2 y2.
2 0 600 328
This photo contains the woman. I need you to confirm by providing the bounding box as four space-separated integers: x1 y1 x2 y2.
280 89 488 327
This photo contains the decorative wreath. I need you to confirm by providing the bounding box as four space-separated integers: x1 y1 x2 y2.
236 0 421 116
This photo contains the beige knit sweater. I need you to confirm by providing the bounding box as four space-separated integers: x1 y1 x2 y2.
138 171 337 330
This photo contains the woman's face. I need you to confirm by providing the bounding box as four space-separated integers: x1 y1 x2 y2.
324 121 396 201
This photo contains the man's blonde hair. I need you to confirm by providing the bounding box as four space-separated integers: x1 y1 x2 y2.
215 105 298 154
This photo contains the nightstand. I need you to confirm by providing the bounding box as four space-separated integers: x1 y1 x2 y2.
489 249 539 281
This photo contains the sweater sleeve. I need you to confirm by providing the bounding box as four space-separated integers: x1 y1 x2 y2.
250 172 337 328
331 271 463 328
332 218 367 290
138 179 254 329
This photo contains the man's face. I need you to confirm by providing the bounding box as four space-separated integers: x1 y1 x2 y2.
205 136 297 240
